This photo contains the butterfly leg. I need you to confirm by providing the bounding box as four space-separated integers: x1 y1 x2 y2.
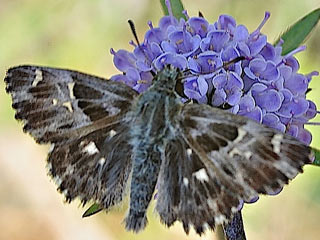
125 147 161 232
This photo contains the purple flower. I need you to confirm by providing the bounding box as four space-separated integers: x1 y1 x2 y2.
110 9 318 155
109 4 320 211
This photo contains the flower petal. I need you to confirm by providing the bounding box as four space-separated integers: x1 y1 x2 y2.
111 49 136 72
197 76 208 96
207 30 230 52
254 89 282 112
262 113 286 132
240 106 263 123
284 73 308 95
212 74 227 89
187 17 209 37
215 15 236 32
234 25 249 41
260 43 276 61
297 128 312 145
249 35 267 56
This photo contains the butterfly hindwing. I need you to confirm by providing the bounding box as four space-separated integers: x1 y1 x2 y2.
49 123 133 207
5 65 138 208
156 137 241 235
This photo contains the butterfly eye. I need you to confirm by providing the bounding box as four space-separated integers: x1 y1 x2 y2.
174 76 188 98
218 102 233 110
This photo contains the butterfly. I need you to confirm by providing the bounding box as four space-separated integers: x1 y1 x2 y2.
4 64 312 235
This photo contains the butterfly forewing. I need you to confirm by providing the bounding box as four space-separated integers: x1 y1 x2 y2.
5 65 138 143
5 65 138 208
178 103 311 200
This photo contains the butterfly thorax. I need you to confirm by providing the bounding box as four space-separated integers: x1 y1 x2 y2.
130 71 182 148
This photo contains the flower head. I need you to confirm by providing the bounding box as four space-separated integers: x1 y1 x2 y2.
110 11 318 147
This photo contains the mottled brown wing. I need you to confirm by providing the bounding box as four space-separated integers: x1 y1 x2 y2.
156 137 241 235
156 103 312 235
5 65 138 208
5 65 138 143
48 123 133 208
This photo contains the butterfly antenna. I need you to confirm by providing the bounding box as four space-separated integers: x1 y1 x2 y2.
128 19 156 76
223 56 245 69
198 11 204 18
128 20 141 48
179 56 246 83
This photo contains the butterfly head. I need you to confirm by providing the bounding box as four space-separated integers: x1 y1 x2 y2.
152 65 182 91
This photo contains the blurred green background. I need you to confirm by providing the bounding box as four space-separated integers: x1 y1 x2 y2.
0 0 320 239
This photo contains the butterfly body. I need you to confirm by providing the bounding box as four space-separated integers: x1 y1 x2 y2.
4 64 312 235
126 66 183 230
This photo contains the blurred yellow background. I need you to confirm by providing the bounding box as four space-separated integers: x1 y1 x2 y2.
0 0 320 240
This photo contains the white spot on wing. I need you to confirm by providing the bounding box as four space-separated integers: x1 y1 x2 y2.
67 82 75 99
98 157 106 166
271 134 283 154
207 198 217 210
183 177 189 187
186 148 192 157
214 214 226 224
234 127 247 144
231 206 238 213
48 143 55 153
244 151 252 159
193 168 209 182
52 99 58 106
229 147 252 159
46 162 52 171
229 147 242 158
32 69 43 86
53 175 62 186
62 189 69 197
66 165 74 174
62 101 73 112
202 223 209 231
83 141 99 155
109 130 117 138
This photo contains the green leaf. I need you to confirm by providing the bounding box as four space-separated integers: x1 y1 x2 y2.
160 0 186 20
275 8 320 55
82 203 102 218
311 148 320 166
